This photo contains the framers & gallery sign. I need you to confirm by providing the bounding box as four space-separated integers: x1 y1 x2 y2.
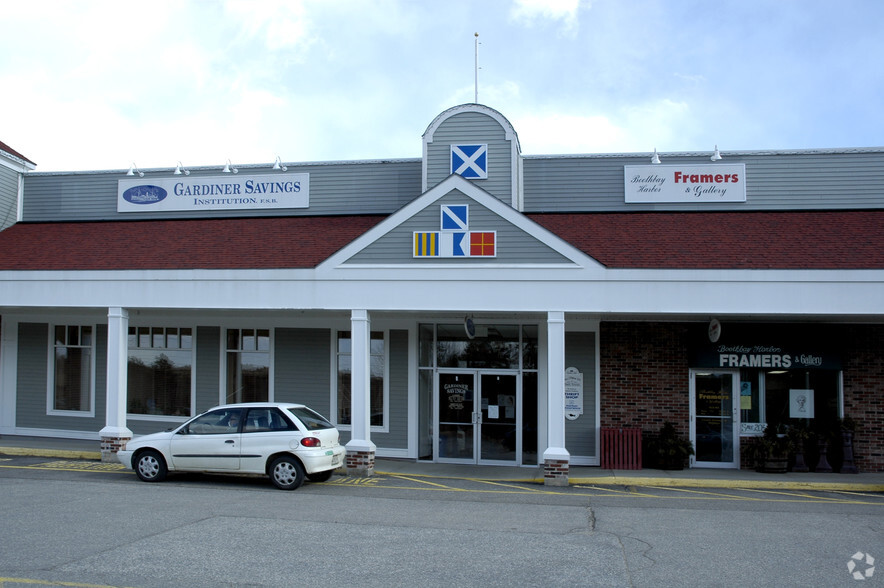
624 164 746 203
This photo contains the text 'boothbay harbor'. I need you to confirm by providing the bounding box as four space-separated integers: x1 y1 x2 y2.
118 173 310 212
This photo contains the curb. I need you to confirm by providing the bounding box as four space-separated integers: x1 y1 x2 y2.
4 448 882 492
568 475 884 492
0 446 103 461
377 469 884 492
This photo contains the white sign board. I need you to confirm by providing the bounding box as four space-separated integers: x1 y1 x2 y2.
789 389 815 418
624 164 746 203
564 367 584 420
118 174 310 212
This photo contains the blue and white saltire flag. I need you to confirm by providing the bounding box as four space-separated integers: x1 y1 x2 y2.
450 144 488 179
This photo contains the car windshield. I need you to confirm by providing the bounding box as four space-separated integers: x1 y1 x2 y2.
287 406 334 431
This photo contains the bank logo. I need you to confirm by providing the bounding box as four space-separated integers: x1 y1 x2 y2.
451 144 487 179
414 204 496 258
122 185 167 205
847 552 875 581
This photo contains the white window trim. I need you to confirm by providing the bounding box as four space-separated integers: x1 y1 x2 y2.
47 324 96 418
125 325 197 422
332 328 390 434
221 326 275 406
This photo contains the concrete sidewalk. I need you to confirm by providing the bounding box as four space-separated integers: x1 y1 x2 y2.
2 434 883 492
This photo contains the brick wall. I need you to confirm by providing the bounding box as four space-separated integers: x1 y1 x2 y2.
600 322 691 439
842 324 884 472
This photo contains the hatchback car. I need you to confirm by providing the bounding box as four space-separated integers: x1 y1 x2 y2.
117 402 345 490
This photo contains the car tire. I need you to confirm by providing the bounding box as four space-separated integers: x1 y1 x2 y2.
135 450 167 483
306 469 334 483
269 456 305 490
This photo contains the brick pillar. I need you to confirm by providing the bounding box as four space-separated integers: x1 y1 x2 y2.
544 457 570 486
100 434 131 463
346 447 376 477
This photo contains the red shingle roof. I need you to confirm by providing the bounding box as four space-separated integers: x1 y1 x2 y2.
528 210 884 269
0 139 36 166
0 216 384 270
0 210 881 271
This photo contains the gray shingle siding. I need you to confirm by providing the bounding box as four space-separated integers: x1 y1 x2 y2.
523 150 884 212
22 160 422 222
565 331 597 459
425 111 514 205
345 189 569 265
0 165 18 231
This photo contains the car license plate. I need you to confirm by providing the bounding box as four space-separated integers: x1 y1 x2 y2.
331 454 341 466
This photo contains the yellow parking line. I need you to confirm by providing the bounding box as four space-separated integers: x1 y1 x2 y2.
0 577 134 588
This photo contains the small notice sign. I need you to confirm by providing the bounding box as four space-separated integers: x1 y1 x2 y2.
564 367 584 420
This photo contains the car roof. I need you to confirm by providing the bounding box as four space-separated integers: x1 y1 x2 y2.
208 402 308 411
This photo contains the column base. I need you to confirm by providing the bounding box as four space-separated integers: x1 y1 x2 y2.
543 458 570 486
100 435 130 464
345 449 376 477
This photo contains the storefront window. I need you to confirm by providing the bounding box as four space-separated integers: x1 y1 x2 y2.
226 328 270 404
739 369 840 434
52 325 93 413
127 327 192 417
336 331 385 427
436 323 521 369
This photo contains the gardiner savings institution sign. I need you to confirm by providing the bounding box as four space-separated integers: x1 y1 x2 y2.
118 174 309 212
624 163 746 203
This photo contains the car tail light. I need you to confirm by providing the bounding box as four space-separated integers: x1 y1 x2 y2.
300 437 322 448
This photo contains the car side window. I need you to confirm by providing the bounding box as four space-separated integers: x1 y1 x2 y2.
183 408 243 434
243 408 293 433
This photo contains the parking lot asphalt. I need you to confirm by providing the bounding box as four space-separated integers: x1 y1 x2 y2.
1 434 882 492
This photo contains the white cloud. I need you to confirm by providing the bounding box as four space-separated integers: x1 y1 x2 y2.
509 0 585 34
512 98 692 155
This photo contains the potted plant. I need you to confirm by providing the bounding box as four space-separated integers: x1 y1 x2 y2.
647 422 695 470
787 421 810 472
755 424 791 473
839 416 859 474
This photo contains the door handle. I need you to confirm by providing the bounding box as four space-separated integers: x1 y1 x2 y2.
225 439 235 444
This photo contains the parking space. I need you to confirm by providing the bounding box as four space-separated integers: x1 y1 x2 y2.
2 455 883 507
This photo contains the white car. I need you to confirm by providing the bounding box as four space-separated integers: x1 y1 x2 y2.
117 402 345 490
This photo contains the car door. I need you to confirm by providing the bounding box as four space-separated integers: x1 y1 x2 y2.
169 407 242 471
238 407 299 474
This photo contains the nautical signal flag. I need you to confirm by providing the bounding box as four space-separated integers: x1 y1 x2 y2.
470 232 496 256
451 144 488 179
414 232 439 256
414 231 496 258
413 204 497 258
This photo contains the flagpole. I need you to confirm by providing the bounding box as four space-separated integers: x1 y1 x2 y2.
474 32 479 104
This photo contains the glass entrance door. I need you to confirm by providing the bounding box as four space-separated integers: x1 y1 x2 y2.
479 373 518 463
437 371 519 464
691 370 740 468
438 372 475 461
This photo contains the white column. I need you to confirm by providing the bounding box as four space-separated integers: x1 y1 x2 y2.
99 307 132 460
0 317 17 434
345 310 376 473
543 311 570 484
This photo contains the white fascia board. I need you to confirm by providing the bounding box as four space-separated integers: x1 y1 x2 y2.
1 267 882 318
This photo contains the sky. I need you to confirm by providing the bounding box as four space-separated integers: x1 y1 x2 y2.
1 0 882 172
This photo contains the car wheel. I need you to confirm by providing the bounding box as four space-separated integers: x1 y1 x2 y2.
269 456 305 490
135 450 167 483
306 469 334 483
